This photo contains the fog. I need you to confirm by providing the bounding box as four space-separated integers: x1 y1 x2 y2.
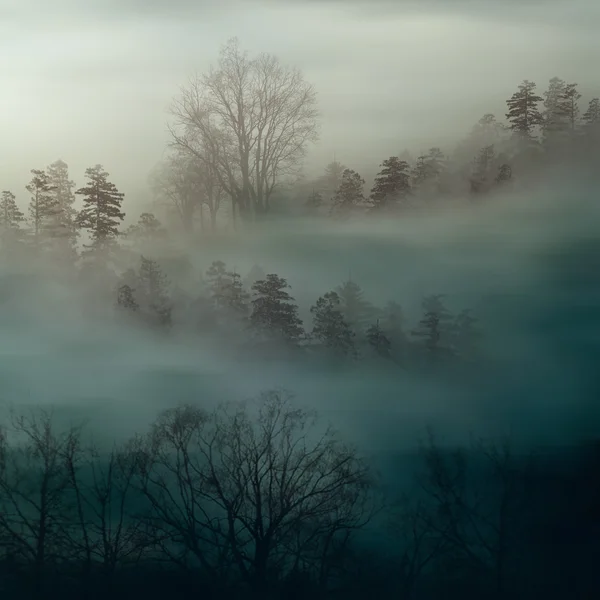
1 2 599 597
2 0 599 208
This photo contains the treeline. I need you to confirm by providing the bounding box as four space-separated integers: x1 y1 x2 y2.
296 77 600 218
0 391 597 599
115 257 482 368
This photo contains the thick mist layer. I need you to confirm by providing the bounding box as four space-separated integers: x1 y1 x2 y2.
1 184 597 462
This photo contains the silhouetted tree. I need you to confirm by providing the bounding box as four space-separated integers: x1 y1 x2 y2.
366 320 391 359
250 274 304 342
330 169 366 218
411 294 454 360
46 159 78 262
75 165 125 263
310 291 356 357
369 156 411 212
505 80 543 143
135 390 373 593
26 169 60 251
470 145 496 194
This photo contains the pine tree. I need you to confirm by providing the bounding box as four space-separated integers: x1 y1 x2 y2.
330 169 366 218
220 271 250 317
582 98 600 147
470 145 496 194
46 159 78 261
75 165 125 260
366 319 391 359
0 190 25 246
335 279 377 333
563 83 581 133
244 264 266 290
136 256 172 328
26 169 61 250
411 294 455 359
505 80 543 142
369 156 411 212
206 260 229 310
250 274 304 343
310 291 355 356
411 148 447 199
126 212 167 244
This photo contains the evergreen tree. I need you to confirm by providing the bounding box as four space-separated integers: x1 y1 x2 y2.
220 271 250 317
582 98 600 147
505 80 543 142
250 274 304 343
366 319 391 359
330 169 366 218
46 159 78 261
582 98 600 129
206 260 229 310
411 294 455 359
470 145 496 194
75 165 125 260
126 212 167 244
26 169 61 250
541 78 581 147
0 190 25 246
369 156 411 212
310 291 355 356
411 148 447 194
335 279 377 333
136 256 172 328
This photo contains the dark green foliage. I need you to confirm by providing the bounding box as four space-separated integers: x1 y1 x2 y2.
505 79 543 141
310 291 355 356
75 164 125 257
366 319 391 358
369 156 411 211
330 169 366 218
250 274 304 342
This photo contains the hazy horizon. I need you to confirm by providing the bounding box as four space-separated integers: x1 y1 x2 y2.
2 0 599 211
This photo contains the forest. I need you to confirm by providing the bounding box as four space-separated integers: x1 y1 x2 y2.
0 38 599 599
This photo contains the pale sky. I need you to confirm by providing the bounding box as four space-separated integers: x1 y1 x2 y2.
1 0 598 210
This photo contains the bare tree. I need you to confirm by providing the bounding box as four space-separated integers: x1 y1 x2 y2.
63 440 153 592
150 148 223 235
169 38 319 224
414 431 530 599
0 409 82 597
134 389 373 594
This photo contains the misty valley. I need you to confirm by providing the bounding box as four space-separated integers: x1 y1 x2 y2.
0 38 599 600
